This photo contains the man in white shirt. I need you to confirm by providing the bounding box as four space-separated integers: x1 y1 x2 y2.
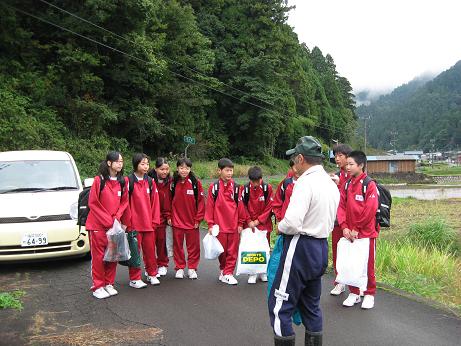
268 136 340 346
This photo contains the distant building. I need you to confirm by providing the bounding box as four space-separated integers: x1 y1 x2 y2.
404 151 423 160
367 155 417 174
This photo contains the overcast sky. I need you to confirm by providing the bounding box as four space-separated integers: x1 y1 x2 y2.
287 0 461 93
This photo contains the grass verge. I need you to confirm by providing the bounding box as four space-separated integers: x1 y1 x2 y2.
0 290 26 310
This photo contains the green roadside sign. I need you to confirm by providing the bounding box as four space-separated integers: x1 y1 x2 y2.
184 136 196 144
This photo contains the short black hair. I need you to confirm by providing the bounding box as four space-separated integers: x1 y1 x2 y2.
302 155 323 166
348 150 367 170
177 157 192 168
333 144 352 156
248 166 262 181
132 153 150 172
155 157 169 168
218 158 234 169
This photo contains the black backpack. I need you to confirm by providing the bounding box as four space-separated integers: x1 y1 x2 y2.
128 173 153 200
345 176 392 228
241 182 270 206
171 174 199 207
280 177 294 202
211 181 240 204
77 175 126 228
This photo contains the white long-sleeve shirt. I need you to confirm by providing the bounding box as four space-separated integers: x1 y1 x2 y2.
278 165 339 238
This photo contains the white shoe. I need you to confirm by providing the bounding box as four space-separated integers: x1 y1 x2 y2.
146 275 160 285
361 295 375 309
158 266 168 276
360 290 365 297
175 269 184 279
260 273 268 282
330 283 346 296
221 274 238 285
218 271 224 281
129 280 147 289
93 287 110 299
343 293 361 307
248 275 257 284
146 270 161 278
104 284 118 296
188 269 198 280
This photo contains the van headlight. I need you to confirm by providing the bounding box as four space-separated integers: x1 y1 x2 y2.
69 202 78 220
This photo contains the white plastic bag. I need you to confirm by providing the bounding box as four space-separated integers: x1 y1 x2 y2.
203 233 224 260
236 228 270 275
335 237 370 289
103 219 131 262
165 225 174 258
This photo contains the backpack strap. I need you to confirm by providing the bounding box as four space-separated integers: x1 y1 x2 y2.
146 174 153 199
262 182 269 203
234 183 240 205
281 177 293 202
242 183 250 206
211 181 219 202
189 174 199 207
118 176 126 198
361 176 373 199
128 173 136 198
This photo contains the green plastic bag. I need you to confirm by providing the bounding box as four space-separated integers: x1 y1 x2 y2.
119 231 141 268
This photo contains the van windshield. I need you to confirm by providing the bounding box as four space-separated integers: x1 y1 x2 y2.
0 160 79 194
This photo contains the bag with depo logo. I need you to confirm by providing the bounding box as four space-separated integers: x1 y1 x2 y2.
236 228 270 275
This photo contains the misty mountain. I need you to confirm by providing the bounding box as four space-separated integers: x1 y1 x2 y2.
356 63 461 151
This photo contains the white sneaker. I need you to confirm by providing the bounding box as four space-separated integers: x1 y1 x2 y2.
188 269 198 280
248 274 257 284
221 274 238 285
259 273 268 282
330 283 346 296
175 269 184 279
218 270 224 281
93 287 110 299
147 275 160 285
104 284 118 296
361 295 375 309
129 280 147 289
343 293 361 307
158 266 168 276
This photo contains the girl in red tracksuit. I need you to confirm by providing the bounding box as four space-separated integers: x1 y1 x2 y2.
337 150 379 310
167 158 205 280
205 158 247 285
86 151 129 299
124 153 161 288
148 157 171 277
272 160 297 223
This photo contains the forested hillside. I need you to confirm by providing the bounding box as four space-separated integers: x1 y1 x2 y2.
0 0 356 171
357 61 461 151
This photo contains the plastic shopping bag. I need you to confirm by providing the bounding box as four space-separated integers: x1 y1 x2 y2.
203 233 224 260
166 225 174 258
236 228 270 276
103 219 131 262
119 231 141 267
336 237 369 289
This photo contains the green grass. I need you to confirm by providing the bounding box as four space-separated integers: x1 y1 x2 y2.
418 164 461 176
0 290 25 310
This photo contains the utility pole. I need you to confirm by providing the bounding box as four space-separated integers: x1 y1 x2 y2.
390 130 398 154
430 139 435 168
363 115 370 154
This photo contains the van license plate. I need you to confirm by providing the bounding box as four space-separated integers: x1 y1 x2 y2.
21 233 48 247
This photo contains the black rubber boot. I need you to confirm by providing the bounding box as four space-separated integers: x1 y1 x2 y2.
274 334 295 346
305 330 322 346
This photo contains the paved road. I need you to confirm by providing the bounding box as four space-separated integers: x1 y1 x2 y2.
1 230 460 345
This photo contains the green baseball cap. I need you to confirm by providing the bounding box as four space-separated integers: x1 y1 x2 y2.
286 136 324 158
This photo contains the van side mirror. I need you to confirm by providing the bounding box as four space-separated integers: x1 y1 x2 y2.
83 178 94 188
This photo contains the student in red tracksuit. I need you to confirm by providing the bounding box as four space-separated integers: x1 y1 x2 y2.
166 158 205 280
241 166 273 284
205 158 246 285
329 144 352 296
337 150 379 310
86 151 129 299
124 153 161 288
272 159 297 223
148 157 171 277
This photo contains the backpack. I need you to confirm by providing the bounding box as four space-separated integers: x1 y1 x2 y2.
280 177 294 202
77 175 126 228
345 176 392 228
128 173 153 200
211 181 240 204
241 182 270 206
171 174 199 207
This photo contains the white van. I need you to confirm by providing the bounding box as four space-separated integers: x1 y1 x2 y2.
0 150 90 262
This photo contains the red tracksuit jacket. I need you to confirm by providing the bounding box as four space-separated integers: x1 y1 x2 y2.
337 168 349 191
337 172 379 238
156 177 172 224
205 178 246 233
86 176 129 231
272 176 295 222
124 176 160 232
241 182 273 232
169 176 205 230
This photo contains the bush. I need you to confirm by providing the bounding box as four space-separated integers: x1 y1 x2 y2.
0 290 25 310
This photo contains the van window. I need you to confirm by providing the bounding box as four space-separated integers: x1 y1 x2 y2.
0 160 79 193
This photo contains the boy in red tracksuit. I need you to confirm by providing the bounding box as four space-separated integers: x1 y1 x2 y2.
167 158 205 280
272 160 297 223
124 153 161 288
205 158 246 285
86 151 129 299
241 166 273 284
148 157 172 277
337 150 379 310
329 144 352 296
